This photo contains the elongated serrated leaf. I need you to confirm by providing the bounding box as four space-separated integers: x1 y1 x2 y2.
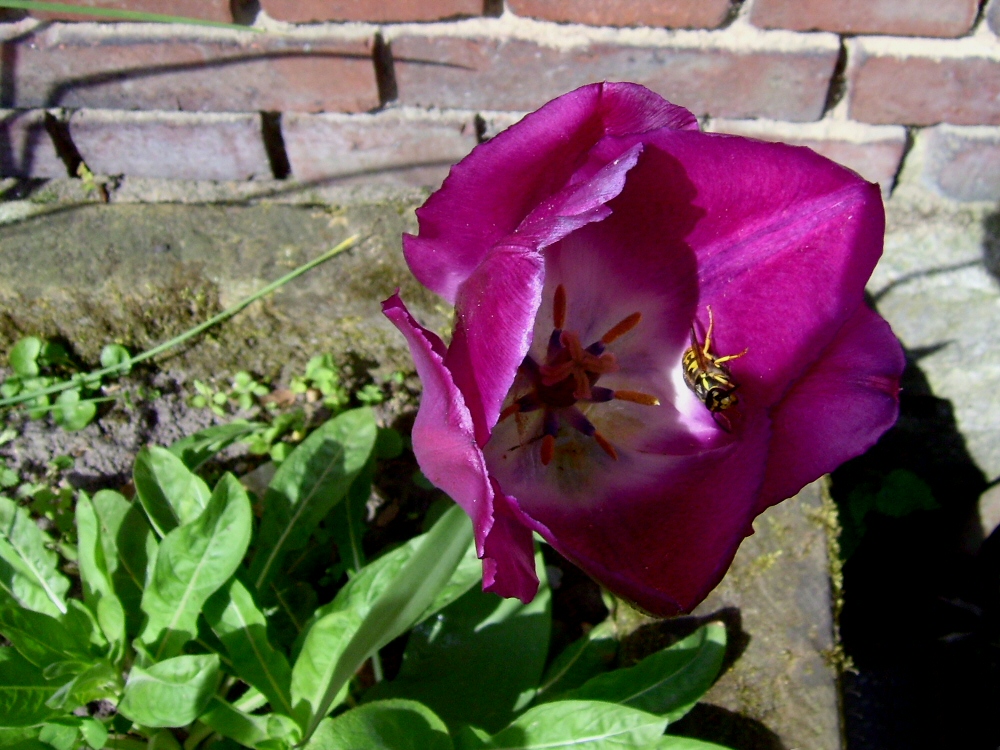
118 654 220 728
198 696 269 748
564 623 727 722
75 493 126 654
305 700 452 750
91 490 156 639
168 421 263 472
470 700 667 750
0 496 69 617
0 648 62 727
307 507 477 635
0 605 92 668
367 552 549 733
134 446 213 537
139 474 252 661
534 620 618 703
291 609 362 726
250 409 377 593
299 504 474 741
204 578 295 719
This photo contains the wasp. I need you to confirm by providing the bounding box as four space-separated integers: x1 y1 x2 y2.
682 306 747 429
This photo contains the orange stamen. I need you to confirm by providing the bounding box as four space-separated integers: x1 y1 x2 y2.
593 432 618 460
499 402 521 422
600 312 642 344
540 434 555 465
553 284 567 330
614 390 660 406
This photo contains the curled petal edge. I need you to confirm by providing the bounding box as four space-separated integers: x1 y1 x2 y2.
382 293 539 600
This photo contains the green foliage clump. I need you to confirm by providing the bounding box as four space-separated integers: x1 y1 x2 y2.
0 405 732 750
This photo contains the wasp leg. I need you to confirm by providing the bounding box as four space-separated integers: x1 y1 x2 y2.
713 347 749 365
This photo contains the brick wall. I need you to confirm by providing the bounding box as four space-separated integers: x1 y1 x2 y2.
2 0 998 201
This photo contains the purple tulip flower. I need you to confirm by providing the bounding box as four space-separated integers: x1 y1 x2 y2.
383 82 904 617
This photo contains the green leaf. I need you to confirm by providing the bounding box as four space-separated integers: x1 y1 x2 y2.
311 506 477 632
139 474 252 661
78 717 108 750
465 700 667 750
37 721 76 750
563 623 727 722
203 578 295 719
198 696 269 748
416 533 481 624
305 700 452 750
52 389 97 432
250 408 377 593
0 727 40 748
8 339 41 379
100 344 132 374
0 647 62 726
75 492 126 655
649 737 732 749
299 504 474 741
291 608 362 726
0 496 69 617
91 490 156 639
0 1 262 30
133 446 213 537
168 421 263 472
118 654 220 728
328 460 374 577
44 659 120 711
0 604 92 668
534 620 617 701
367 552 549 733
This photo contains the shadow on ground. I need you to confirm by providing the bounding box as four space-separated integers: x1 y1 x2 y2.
832 288 1000 748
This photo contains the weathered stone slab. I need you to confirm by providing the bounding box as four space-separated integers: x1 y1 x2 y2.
869 181 1000 483
0 193 448 381
687 481 841 750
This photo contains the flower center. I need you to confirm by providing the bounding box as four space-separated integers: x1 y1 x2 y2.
498 284 660 466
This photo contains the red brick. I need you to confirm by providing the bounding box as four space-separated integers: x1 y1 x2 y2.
391 33 839 121
706 117 907 194
751 0 979 38
8 25 379 113
0 109 67 178
27 1 232 23
847 38 1000 126
69 109 272 180
282 108 477 187
261 0 482 23
914 124 1000 201
507 0 730 29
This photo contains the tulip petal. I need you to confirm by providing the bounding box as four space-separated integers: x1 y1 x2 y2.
481 480 539 602
758 304 904 511
637 131 886 410
496 418 771 616
448 143 649 443
381 293 495 554
404 82 697 303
